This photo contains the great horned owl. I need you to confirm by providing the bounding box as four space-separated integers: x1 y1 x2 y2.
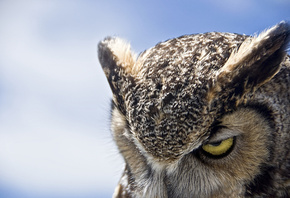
98 21 290 197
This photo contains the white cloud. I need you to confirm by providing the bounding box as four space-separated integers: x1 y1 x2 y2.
0 0 124 196
0 117 123 194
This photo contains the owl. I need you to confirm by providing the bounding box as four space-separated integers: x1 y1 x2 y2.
98 21 290 197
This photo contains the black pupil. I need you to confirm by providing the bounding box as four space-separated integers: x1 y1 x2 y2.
209 141 222 146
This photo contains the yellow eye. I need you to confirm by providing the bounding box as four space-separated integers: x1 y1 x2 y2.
202 137 234 156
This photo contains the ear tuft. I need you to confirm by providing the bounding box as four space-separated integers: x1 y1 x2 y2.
98 37 137 76
220 21 289 77
212 21 290 101
98 37 137 115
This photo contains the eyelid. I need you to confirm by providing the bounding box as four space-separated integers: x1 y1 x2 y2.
208 127 241 144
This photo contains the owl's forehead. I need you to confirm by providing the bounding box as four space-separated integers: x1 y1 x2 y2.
131 32 247 111
126 33 247 160
137 32 247 80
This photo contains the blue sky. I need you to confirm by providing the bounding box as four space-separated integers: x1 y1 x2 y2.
0 0 289 197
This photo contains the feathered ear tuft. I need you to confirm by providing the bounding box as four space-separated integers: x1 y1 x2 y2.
98 37 137 115
209 21 290 103
98 37 137 77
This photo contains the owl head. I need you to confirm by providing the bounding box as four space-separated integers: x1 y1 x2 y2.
98 22 290 197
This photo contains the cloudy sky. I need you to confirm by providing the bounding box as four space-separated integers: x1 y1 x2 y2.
0 0 289 197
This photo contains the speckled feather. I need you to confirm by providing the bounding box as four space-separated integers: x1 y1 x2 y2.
127 33 248 161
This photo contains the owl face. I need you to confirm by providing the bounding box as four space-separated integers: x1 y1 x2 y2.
99 22 290 197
